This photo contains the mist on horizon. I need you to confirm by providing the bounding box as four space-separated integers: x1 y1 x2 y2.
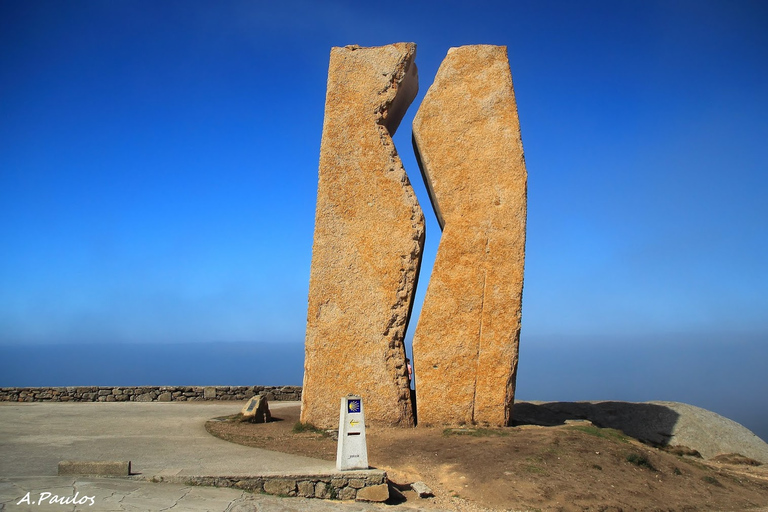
2 333 765 444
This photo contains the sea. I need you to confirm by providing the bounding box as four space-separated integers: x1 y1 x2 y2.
1 338 766 443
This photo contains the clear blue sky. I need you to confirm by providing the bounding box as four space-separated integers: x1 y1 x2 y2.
1 1 766 437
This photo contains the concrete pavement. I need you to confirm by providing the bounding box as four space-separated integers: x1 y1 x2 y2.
0 401 442 511
0 402 334 478
0 476 418 511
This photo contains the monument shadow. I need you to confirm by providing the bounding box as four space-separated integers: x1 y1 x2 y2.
512 401 681 447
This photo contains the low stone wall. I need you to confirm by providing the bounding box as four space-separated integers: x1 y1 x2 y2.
0 386 302 403
148 470 387 501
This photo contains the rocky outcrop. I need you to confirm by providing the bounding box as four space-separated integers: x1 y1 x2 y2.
412 45 527 427
512 400 768 464
301 43 424 428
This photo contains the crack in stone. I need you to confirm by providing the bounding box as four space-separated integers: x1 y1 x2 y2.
377 115 423 422
223 491 249 512
471 267 489 424
372 56 424 421
117 485 143 508
411 45 526 427
158 486 193 511
65 480 79 512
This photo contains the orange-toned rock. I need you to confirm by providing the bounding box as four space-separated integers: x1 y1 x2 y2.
301 44 424 428
412 45 527 427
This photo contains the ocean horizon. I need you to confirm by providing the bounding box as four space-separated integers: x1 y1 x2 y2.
1 339 766 444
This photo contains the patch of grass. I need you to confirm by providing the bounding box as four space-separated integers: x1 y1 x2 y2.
522 464 547 475
679 457 709 471
626 453 657 471
292 422 327 435
569 425 629 443
592 464 603 470
673 467 683 475
541 446 563 457
442 427 510 437
702 475 723 487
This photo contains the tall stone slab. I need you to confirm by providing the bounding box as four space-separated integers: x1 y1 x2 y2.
412 45 527 427
301 44 424 428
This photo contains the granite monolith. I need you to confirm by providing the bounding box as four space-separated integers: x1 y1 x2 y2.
301 43 424 428
412 45 527 427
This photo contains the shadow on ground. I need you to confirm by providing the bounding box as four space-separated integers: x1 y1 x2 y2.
512 401 680 446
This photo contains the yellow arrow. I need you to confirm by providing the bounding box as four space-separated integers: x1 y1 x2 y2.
349 420 360 427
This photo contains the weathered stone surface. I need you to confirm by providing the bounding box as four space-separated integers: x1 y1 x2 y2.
297 480 315 497
263 478 296 496
411 480 434 498
338 486 357 500
301 43 424 428
240 395 271 423
412 45 527 427
356 483 390 502
315 481 330 499
348 478 366 489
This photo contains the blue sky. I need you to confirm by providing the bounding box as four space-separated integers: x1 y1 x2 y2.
1 1 766 437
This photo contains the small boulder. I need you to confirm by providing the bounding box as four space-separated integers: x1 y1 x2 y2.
240 395 271 423
356 483 390 502
411 481 434 498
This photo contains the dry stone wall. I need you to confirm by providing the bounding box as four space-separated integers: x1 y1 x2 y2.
0 386 301 403
154 470 386 501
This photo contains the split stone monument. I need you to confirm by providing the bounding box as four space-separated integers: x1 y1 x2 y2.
411 45 527 426
301 43 424 428
301 43 527 428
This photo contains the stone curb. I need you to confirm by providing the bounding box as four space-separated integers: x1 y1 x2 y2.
58 460 131 476
138 469 387 501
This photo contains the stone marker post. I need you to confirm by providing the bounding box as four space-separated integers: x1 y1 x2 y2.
411 45 527 427
301 43 424 428
336 395 369 470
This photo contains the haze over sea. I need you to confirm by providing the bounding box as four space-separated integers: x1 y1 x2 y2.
2 333 766 444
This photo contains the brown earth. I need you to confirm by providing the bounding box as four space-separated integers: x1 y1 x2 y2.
206 403 768 511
